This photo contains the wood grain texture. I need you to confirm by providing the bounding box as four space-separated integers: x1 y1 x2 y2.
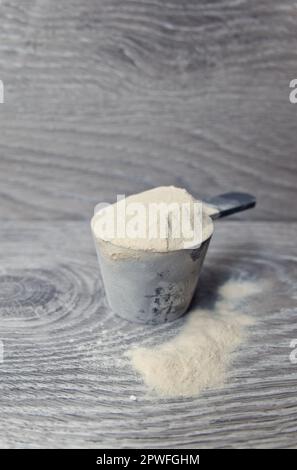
0 220 296 449
0 0 297 450
0 0 297 220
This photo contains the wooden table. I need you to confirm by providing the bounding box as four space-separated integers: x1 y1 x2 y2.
0 0 296 448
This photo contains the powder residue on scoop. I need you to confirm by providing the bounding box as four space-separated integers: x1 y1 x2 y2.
126 280 260 398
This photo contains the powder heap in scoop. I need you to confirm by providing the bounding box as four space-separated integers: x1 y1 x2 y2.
91 186 213 253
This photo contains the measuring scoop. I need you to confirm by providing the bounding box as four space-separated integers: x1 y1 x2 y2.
92 192 256 324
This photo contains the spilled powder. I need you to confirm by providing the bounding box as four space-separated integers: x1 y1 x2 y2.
126 279 261 398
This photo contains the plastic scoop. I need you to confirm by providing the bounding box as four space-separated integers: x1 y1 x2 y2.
92 192 256 324
204 192 256 220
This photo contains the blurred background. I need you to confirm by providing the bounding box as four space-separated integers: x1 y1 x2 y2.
0 0 296 221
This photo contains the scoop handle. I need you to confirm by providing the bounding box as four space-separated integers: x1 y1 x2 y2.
203 192 256 220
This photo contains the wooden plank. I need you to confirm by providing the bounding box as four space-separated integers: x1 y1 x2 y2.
0 220 296 448
0 1 296 220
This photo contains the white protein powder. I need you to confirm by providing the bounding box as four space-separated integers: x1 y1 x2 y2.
91 186 214 254
126 279 261 398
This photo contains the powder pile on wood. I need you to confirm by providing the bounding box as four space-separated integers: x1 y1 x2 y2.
126 279 260 398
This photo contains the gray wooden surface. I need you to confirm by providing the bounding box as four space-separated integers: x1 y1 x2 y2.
1 222 297 448
0 0 297 221
0 0 297 449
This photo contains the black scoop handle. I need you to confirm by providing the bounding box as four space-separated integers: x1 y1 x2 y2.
203 192 256 220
